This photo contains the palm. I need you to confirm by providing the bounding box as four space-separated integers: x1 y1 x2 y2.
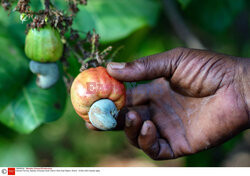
87 48 249 160
141 78 246 157
125 50 248 158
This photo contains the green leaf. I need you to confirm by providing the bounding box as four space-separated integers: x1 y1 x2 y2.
0 36 29 111
0 9 27 44
0 26 67 134
177 0 192 8
0 77 67 134
185 0 245 33
73 0 160 42
0 0 160 43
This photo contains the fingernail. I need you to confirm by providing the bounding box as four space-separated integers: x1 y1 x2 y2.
141 122 149 136
109 62 126 69
125 115 133 127
125 112 135 127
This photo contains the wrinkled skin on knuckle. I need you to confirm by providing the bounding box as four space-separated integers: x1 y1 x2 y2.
135 57 151 74
131 47 190 81
168 49 238 97
132 55 165 80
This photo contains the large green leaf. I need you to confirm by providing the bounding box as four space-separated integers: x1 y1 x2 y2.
0 78 67 134
73 0 160 42
0 9 27 44
0 36 29 111
0 27 67 134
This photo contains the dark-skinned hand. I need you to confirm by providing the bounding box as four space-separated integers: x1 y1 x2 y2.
86 47 250 160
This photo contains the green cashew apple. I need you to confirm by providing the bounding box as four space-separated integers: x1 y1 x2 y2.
25 25 63 62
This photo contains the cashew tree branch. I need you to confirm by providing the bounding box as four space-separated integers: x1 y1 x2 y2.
163 0 205 49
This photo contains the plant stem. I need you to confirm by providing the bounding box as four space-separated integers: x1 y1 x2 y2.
163 0 205 49
83 57 92 64
66 44 85 64
45 0 50 12
91 36 96 57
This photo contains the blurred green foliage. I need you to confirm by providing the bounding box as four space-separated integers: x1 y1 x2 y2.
0 0 160 134
73 0 160 42
177 0 192 8
0 0 248 167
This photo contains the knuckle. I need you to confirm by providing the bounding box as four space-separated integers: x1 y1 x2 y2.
169 47 188 58
134 56 155 78
134 56 151 72
170 47 186 54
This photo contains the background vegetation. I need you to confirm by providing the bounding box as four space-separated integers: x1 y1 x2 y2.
0 0 249 167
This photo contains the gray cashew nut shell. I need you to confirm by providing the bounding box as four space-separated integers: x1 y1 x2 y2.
29 60 59 89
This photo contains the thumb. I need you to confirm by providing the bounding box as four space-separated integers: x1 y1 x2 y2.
107 48 184 82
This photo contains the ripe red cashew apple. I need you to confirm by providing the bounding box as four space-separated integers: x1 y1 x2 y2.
70 66 126 130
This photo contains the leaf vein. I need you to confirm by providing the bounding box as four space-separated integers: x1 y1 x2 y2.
22 87 39 124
